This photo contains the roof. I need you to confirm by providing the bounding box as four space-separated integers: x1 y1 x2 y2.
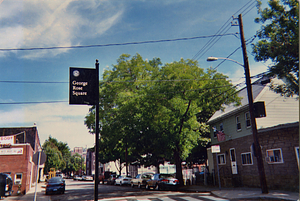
207 77 266 124
207 77 299 128
0 126 40 151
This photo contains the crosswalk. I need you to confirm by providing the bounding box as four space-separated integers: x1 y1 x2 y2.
98 192 229 201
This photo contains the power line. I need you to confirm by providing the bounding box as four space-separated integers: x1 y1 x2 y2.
0 77 226 84
0 78 258 105
0 33 236 52
0 84 236 105
212 35 257 70
192 0 257 61
0 101 67 105
0 81 68 84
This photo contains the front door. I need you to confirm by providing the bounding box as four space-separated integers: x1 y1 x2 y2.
229 148 238 174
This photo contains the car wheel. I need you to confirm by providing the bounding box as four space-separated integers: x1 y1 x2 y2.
131 183 134 188
138 183 141 188
155 184 159 191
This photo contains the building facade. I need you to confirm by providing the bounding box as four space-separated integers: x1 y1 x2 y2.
0 126 43 195
207 78 299 191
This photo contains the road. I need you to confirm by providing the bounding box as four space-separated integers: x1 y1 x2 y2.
3 179 227 201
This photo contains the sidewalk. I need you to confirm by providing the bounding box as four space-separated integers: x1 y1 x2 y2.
179 185 299 201
26 181 46 194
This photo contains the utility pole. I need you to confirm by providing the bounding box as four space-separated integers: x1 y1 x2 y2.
238 14 268 194
94 60 100 201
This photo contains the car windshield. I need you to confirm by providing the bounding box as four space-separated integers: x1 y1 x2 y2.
49 177 62 183
159 174 174 179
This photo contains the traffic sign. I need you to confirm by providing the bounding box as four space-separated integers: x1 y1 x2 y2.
32 151 46 165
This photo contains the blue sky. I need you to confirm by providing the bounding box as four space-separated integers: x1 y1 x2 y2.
0 0 269 149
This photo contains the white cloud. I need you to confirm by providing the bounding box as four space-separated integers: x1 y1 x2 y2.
0 0 124 59
0 103 95 149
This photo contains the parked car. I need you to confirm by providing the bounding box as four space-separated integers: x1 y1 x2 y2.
145 173 179 190
0 173 13 197
114 175 132 186
99 171 116 184
107 174 117 185
82 175 93 181
131 172 154 188
45 177 65 195
73 175 81 181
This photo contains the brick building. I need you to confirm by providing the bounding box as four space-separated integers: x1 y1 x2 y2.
0 126 43 195
207 78 299 191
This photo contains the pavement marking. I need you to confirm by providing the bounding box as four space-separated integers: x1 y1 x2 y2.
157 197 176 201
198 195 229 201
178 196 202 201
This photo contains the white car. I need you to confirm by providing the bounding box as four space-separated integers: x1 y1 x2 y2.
114 175 132 186
83 175 93 181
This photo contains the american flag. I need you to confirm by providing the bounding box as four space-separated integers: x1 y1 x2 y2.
217 130 226 142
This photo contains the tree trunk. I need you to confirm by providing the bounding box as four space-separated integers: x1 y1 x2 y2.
174 149 183 186
155 160 160 174
125 146 128 176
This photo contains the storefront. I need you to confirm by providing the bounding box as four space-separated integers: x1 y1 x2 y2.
0 127 43 195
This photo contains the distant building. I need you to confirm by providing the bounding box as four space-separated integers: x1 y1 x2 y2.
0 126 43 195
86 148 95 176
71 147 87 175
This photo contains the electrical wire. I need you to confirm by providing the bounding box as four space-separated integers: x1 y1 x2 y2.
0 84 237 105
0 33 236 52
212 35 257 70
0 77 226 84
0 71 267 105
0 81 68 84
192 0 257 61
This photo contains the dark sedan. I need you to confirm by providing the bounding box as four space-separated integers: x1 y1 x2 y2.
145 173 179 191
45 177 65 195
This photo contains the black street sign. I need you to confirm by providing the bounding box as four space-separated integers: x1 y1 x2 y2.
32 151 46 165
69 67 97 105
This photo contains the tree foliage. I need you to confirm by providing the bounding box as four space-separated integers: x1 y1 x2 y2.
85 54 241 184
42 136 80 175
253 0 299 97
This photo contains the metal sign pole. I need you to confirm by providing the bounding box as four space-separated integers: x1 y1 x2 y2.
94 60 100 201
216 153 221 190
33 151 40 201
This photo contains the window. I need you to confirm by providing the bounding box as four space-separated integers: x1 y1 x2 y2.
266 148 283 163
295 147 299 168
14 173 22 184
217 154 226 165
245 112 251 128
241 152 253 165
220 123 223 131
213 126 217 138
236 116 241 131
230 148 236 162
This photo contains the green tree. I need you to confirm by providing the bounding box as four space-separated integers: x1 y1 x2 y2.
253 0 299 97
42 136 72 174
142 59 240 184
85 54 240 184
43 144 65 174
85 54 160 173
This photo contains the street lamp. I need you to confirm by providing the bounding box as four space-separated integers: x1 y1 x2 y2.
207 57 244 67
207 56 268 193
